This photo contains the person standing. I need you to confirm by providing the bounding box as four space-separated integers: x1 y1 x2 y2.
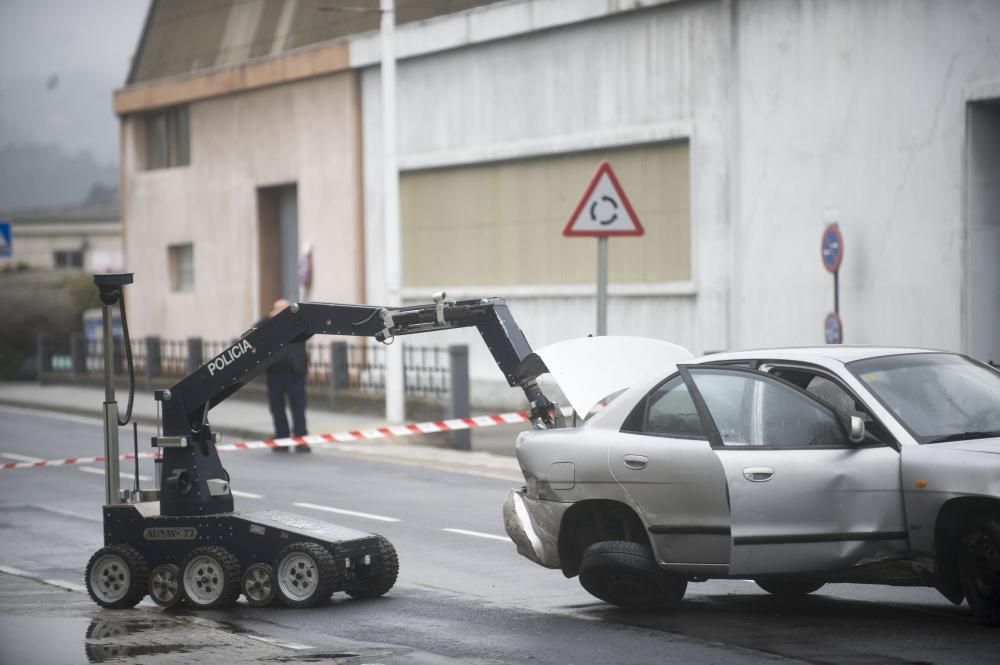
262 299 310 453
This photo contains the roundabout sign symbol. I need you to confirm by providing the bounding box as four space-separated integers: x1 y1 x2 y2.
590 196 619 226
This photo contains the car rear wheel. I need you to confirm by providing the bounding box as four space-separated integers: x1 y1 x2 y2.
754 579 825 597
958 515 1000 626
578 540 686 610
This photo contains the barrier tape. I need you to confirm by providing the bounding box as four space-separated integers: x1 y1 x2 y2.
0 408 572 472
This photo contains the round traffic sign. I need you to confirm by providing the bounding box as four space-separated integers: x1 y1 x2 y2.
821 224 843 273
824 312 843 345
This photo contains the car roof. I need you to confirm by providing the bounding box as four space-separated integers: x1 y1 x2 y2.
694 345 944 365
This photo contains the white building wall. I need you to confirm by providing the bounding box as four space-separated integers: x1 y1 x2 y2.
361 0 732 407
360 0 1000 408
732 0 1000 351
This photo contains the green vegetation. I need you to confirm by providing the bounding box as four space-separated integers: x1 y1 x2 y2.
0 269 99 379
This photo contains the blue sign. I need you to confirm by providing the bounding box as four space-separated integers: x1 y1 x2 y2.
821 224 843 273
824 312 843 345
0 220 11 258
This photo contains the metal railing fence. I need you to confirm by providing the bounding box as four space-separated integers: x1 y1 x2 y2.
36 334 471 447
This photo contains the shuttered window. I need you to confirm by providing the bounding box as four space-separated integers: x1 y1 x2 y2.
400 141 690 289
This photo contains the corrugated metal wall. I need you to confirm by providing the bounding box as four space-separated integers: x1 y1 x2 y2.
400 141 691 288
129 0 506 84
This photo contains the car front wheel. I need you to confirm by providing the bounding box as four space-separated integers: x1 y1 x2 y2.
958 515 1000 626
578 540 686 610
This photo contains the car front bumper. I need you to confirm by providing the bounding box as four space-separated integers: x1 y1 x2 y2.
502 489 569 569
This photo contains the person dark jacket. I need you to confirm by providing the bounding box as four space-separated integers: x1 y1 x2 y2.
258 300 309 449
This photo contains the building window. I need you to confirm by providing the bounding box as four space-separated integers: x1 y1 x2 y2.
168 243 194 292
53 250 83 269
145 106 190 170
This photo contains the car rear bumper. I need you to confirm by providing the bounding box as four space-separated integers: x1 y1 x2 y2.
502 489 568 569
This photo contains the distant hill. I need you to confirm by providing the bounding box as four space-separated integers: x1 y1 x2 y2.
0 143 118 212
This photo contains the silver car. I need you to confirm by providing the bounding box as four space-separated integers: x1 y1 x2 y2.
503 339 1000 625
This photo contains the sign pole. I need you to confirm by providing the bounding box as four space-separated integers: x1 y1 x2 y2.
381 0 404 423
596 237 608 336
834 270 840 317
821 222 844 344
563 161 644 338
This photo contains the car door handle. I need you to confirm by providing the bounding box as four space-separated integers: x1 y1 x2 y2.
743 467 774 482
623 454 648 470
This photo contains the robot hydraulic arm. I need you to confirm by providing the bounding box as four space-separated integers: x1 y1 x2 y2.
159 295 558 441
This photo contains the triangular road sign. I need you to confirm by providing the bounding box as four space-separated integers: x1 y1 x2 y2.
563 161 644 237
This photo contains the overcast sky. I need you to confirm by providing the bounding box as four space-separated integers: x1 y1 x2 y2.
0 0 150 166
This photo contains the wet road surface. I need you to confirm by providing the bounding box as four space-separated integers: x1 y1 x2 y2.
1 406 997 664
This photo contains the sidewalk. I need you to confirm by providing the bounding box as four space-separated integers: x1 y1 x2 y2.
0 381 529 459
0 381 386 442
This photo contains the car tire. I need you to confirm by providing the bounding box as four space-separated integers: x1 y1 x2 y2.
754 579 825 597
343 536 398 600
181 546 242 609
85 544 149 609
578 540 686 610
958 515 1000 626
274 542 337 608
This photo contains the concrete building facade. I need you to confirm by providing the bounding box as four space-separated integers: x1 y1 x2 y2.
354 0 1000 404
117 64 364 340
117 0 1000 408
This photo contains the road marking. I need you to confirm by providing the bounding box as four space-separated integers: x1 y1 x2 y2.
0 404 106 426
241 634 313 651
78 466 152 482
34 505 103 523
78 467 257 498
0 452 44 463
442 528 509 542
0 564 87 592
292 502 400 523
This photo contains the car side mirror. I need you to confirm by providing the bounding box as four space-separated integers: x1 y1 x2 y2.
848 416 866 444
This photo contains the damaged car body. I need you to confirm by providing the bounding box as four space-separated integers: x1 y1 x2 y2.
503 340 1000 625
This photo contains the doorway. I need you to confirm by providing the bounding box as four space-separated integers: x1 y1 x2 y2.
257 184 299 316
966 101 1000 365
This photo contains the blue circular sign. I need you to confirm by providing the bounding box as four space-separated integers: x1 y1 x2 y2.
821 224 843 273
824 312 843 345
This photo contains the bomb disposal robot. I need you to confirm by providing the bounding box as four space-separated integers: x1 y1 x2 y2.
86 273 558 610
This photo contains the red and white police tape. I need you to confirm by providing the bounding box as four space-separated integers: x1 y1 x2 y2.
0 408 573 472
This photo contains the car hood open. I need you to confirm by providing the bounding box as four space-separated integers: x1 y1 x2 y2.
515 336 693 417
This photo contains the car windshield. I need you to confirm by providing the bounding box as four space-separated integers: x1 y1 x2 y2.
849 353 1000 444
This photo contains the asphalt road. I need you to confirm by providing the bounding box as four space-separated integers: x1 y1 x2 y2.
1 406 997 664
